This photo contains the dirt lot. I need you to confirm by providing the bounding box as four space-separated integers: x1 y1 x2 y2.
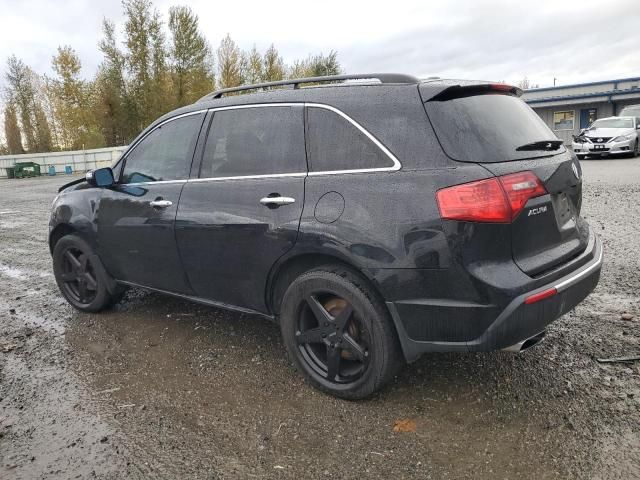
1 157 639 479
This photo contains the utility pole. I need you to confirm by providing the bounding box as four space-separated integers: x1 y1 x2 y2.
553 77 557 86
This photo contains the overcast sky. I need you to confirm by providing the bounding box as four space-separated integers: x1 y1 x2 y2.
0 0 638 90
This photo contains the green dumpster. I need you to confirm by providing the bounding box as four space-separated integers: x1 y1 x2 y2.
14 162 42 178
5 166 15 179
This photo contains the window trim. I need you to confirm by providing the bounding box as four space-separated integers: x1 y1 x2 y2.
552 110 575 131
120 102 402 186
119 110 207 185
304 103 401 176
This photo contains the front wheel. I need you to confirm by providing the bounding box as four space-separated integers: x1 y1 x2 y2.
52 234 120 312
280 265 402 399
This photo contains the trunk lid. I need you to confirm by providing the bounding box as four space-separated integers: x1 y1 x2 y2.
421 83 589 276
480 152 589 276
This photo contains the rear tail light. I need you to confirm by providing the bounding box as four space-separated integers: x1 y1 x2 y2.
436 171 547 223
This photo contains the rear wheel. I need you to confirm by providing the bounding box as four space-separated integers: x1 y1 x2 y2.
280 265 402 399
53 235 120 312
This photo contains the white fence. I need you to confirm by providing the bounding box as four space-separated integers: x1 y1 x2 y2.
0 146 128 178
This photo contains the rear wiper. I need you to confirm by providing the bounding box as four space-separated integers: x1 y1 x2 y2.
515 140 564 151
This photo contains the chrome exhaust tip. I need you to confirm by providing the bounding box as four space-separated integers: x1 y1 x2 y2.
502 331 546 353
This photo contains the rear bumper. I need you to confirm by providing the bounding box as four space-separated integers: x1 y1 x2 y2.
387 235 603 362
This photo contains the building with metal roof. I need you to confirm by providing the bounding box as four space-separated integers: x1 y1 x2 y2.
522 77 640 144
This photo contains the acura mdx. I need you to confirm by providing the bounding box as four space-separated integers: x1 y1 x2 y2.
49 74 603 399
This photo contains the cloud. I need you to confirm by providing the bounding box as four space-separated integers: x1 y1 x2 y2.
0 0 637 90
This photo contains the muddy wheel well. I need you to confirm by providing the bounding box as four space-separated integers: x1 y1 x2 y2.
48 224 76 254
267 253 386 319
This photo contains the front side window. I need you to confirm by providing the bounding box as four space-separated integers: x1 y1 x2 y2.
306 107 394 172
200 106 305 178
121 113 204 184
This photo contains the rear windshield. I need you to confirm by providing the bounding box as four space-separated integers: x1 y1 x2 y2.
425 93 564 163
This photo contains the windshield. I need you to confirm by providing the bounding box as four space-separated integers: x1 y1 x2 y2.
590 118 634 129
425 93 564 163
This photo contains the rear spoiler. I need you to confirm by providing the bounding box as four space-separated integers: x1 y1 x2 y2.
422 83 523 102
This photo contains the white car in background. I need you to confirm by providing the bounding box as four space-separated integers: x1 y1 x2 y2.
572 116 640 159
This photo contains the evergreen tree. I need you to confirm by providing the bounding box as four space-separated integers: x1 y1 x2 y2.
244 45 263 85
263 44 285 82
5 56 55 152
5 56 37 151
3 102 23 154
96 19 132 145
168 6 214 106
51 46 104 149
217 34 244 89
289 51 341 79
2 1 346 150
122 0 163 130
33 102 53 152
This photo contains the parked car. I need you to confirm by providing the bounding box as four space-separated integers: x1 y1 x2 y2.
49 74 602 399
619 104 640 118
572 116 640 159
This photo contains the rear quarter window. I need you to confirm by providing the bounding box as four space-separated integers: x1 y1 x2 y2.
306 107 395 172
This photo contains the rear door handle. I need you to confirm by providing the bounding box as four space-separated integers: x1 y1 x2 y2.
149 200 173 208
259 196 296 207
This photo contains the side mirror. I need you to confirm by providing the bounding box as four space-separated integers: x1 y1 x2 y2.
86 167 115 188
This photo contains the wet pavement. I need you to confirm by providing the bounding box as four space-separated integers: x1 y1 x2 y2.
0 157 639 479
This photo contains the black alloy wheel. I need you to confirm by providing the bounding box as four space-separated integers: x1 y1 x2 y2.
59 247 99 305
52 234 118 312
280 266 402 399
296 293 370 384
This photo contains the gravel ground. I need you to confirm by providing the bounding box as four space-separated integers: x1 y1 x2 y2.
0 157 639 479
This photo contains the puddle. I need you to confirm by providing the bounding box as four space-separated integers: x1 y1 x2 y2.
0 263 27 280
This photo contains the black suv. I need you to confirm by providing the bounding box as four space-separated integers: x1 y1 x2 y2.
50 74 602 399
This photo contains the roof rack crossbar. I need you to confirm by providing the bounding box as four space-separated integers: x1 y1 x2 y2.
197 73 420 102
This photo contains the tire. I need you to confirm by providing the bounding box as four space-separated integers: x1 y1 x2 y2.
279 265 402 399
52 234 119 312
633 140 639 157
576 155 586 161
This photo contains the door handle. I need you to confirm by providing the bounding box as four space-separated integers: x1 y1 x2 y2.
259 196 296 207
149 200 173 208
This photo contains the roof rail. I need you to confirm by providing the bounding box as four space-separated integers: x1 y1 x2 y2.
197 73 420 102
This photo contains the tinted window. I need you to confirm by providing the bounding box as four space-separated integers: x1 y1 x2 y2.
200 106 304 178
306 107 394 172
425 94 565 163
121 113 204 184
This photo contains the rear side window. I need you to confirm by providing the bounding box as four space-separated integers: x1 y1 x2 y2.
121 113 204 184
425 93 565 163
306 107 394 172
200 106 305 178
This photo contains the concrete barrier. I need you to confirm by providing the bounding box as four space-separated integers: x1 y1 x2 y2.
0 146 128 178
